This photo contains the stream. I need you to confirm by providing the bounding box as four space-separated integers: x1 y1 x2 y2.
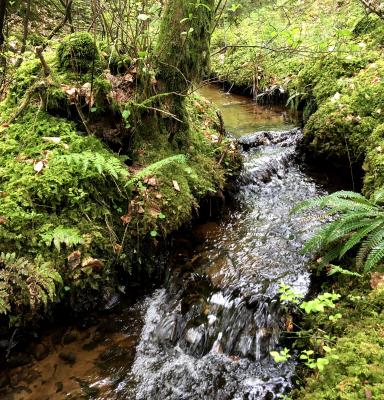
3 84 334 400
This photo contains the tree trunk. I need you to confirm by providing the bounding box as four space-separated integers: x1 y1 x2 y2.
0 0 7 47
154 0 215 141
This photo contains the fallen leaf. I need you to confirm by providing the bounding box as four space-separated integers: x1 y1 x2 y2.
173 180 180 192
138 205 145 214
0 216 7 225
121 214 132 224
81 257 104 271
144 176 157 186
67 251 81 270
42 137 61 144
34 161 45 173
155 193 162 199
370 272 384 289
114 244 123 254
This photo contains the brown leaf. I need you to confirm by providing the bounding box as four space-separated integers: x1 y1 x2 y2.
173 180 180 192
81 257 104 271
370 272 384 289
114 244 122 254
144 177 157 186
0 216 7 225
121 213 132 224
67 251 81 270
155 193 162 199
138 205 145 214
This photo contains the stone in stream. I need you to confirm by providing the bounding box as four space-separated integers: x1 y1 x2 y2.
59 352 76 364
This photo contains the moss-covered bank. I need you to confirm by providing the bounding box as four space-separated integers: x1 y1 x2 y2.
291 281 384 400
211 0 384 192
0 32 241 326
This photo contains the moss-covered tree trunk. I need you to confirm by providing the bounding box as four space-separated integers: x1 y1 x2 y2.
154 0 215 142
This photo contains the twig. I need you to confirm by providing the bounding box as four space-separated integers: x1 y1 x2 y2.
35 46 51 77
75 102 93 135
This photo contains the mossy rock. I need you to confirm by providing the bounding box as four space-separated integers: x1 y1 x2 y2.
302 60 384 165
57 32 100 73
294 288 384 400
363 124 384 195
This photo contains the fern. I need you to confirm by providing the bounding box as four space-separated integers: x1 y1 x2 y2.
58 151 129 180
126 154 187 187
40 225 84 251
0 252 63 315
296 190 384 273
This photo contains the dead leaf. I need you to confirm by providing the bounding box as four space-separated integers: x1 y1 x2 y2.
121 214 132 224
34 161 45 173
155 193 162 199
81 257 104 271
138 205 145 214
173 180 180 192
42 137 61 144
370 272 384 289
0 216 7 225
67 251 81 270
114 244 122 254
144 177 157 186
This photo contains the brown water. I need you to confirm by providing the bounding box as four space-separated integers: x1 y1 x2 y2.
198 84 294 136
2 88 327 400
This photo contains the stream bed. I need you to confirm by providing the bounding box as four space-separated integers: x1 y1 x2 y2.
3 85 334 400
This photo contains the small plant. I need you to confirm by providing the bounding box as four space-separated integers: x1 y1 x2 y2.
270 347 291 363
300 292 341 314
295 189 384 273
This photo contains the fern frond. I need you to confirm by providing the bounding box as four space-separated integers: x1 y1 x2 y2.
126 154 187 187
338 219 384 258
40 225 84 251
356 229 384 269
364 241 384 272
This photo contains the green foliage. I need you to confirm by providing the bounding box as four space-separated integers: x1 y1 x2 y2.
294 288 384 399
296 189 384 273
40 226 84 251
300 293 341 314
270 347 291 363
0 252 62 319
59 151 129 180
57 32 100 73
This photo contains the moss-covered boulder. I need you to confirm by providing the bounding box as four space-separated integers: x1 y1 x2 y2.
363 124 384 195
302 61 384 165
57 32 100 73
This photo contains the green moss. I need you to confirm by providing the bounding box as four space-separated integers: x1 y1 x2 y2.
57 32 101 73
8 59 42 104
294 288 384 400
303 60 384 165
363 124 384 195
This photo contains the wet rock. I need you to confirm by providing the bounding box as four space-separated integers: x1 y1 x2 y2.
0 372 10 388
62 332 78 345
59 352 76 365
7 353 32 368
32 343 49 361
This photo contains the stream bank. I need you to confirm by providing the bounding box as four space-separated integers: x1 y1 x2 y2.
1 85 347 399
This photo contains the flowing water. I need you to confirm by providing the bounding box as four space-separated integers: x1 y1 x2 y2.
3 85 332 400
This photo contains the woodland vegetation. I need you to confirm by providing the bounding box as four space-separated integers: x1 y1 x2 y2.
0 0 383 398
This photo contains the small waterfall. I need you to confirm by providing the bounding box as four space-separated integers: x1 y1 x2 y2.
129 128 327 399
